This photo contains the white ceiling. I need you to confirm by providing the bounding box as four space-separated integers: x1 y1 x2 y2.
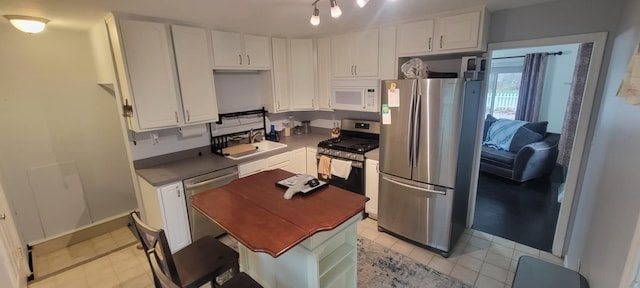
1 0 554 36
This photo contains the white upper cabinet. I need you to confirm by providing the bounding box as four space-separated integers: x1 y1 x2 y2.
211 31 271 69
289 39 316 110
171 25 219 124
316 37 332 110
332 29 379 78
396 8 490 57
435 11 481 51
269 38 290 112
107 17 181 131
397 20 435 56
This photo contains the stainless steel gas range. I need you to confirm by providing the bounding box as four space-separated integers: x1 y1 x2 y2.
316 119 380 195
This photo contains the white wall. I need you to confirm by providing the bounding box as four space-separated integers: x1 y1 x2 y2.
0 23 137 243
566 0 640 286
492 44 580 133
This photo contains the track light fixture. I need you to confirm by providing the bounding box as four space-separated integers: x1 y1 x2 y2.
330 0 342 18
357 0 370 8
310 4 320 26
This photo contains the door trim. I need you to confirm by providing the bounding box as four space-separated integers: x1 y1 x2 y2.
467 32 608 257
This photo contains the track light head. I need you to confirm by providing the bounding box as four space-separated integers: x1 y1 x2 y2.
330 0 342 18
310 5 320 26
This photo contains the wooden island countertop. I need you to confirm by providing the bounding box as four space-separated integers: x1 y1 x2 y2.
191 169 368 258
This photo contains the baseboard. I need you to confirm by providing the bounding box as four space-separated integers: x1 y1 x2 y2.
29 212 132 255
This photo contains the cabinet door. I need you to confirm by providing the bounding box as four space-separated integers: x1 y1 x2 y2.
291 148 307 174
331 34 355 77
238 159 267 178
171 25 219 124
365 159 379 217
435 11 481 51
159 183 191 252
352 29 379 77
397 20 434 56
244 35 271 69
118 20 180 130
211 30 244 67
290 39 316 110
316 37 332 110
306 147 318 177
271 38 290 112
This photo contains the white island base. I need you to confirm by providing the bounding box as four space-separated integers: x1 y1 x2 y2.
238 214 360 288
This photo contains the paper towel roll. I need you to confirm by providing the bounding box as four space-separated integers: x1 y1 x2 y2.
179 124 207 137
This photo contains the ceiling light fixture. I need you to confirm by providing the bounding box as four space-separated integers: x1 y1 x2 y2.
4 15 50 34
330 0 342 18
357 0 370 8
310 4 320 26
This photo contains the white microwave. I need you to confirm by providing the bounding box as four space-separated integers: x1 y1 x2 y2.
331 79 380 112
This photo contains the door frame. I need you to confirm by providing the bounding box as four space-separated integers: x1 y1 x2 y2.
466 32 608 257
0 177 30 287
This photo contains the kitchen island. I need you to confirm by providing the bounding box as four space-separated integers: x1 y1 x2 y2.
191 169 367 288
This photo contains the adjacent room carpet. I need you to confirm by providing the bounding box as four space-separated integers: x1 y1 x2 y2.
473 167 564 252
357 237 470 288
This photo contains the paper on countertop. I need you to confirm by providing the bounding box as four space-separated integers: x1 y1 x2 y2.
617 42 640 105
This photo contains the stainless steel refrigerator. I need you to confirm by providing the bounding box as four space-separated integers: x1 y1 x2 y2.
378 78 482 256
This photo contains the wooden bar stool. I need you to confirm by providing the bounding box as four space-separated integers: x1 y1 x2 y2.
148 250 263 288
130 212 239 288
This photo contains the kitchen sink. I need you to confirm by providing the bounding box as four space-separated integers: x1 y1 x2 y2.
225 141 288 160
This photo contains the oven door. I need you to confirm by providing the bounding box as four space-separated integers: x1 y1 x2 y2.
316 154 365 195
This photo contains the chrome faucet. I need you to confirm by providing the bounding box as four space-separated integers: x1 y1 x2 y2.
249 129 264 143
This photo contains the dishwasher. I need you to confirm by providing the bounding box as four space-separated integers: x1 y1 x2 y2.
183 166 239 240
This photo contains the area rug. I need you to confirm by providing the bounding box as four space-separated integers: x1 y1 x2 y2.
357 237 471 288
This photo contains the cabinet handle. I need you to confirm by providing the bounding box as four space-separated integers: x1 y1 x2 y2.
355 65 357 75
186 110 190 122
177 190 181 198
428 37 432 50
376 163 379 173
247 55 251 66
312 99 315 107
440 35 443 48
277 101 280 109
0 213 5 220
351 65 354 75
174 112 179 123
239 54 243 65
329 99 331 107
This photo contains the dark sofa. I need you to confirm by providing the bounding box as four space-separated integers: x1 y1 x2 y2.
480 115 560 182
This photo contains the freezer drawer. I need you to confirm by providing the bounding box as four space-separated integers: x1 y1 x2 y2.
377 174 453 252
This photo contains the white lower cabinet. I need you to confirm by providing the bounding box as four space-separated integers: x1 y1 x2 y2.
138 177 191 252
365 159 379 219
238 147 315 178
307 147 318 177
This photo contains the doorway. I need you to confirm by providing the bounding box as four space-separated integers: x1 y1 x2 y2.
467 32 608 256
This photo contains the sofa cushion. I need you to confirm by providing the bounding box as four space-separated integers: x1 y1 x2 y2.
481 146 516 169
522 121 548 135
483 114 498 141
509 127 544 152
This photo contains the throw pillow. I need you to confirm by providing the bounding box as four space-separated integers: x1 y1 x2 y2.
509 127 544 152
483 114 498 141
522 121 548 135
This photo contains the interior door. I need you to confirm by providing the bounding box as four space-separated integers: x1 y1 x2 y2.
379 80 415 179
411 79 463 188
0 181 29 288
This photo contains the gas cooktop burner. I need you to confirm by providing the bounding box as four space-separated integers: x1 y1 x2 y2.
318 137 379 153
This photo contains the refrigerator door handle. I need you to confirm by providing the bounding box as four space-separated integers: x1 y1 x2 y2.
412 81 422 167
408 80 417 166
382 174 447 195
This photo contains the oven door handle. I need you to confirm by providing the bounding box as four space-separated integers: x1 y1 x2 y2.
316 155 363 169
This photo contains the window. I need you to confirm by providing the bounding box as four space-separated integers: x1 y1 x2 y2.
485 61 524 120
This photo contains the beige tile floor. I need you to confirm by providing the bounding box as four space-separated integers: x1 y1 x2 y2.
28 218 563 288
32 227 138 279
